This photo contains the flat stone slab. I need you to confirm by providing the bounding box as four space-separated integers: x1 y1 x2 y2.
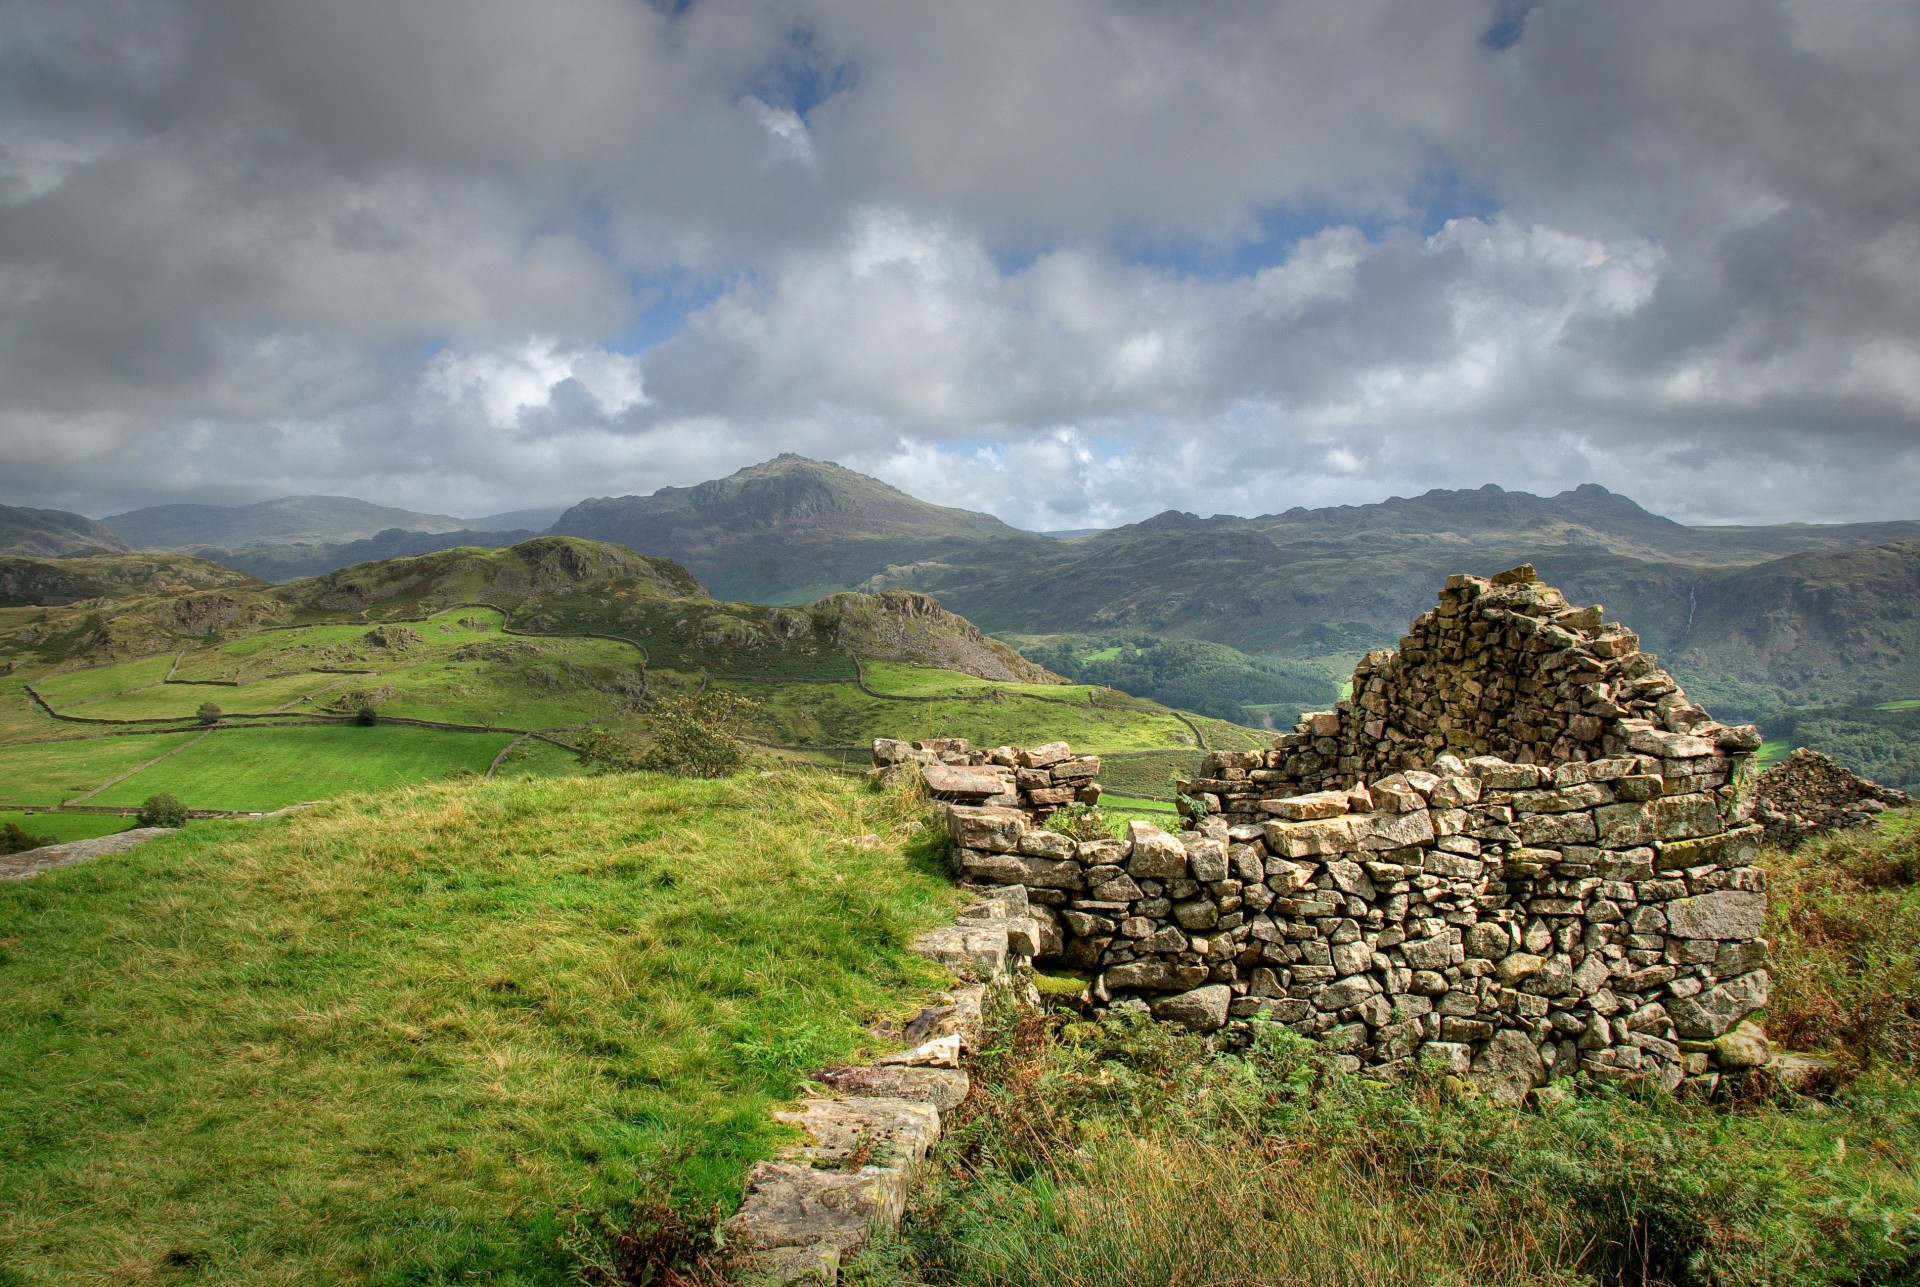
0 828 172 881
816 1065 970 1113
910 925 1009 982
724 1160 913 1275
773 1096 940 1169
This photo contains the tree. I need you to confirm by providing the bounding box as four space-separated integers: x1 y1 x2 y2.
137 793 189 828
1 821 56 855
639 691 764 778
196 701 223 725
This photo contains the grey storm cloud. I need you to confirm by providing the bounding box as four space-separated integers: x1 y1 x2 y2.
0 0 1916 527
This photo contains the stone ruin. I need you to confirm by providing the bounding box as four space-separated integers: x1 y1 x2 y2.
880 567 1782 1101
1755 748 1910 849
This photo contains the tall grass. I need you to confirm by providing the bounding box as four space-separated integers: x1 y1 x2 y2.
849 1010 1920 1287
1763 809 1920 1070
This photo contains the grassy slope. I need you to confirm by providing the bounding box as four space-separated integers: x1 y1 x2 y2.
0 811 135 844
0 734 202 807
85 726 514 812
0 770 959 1285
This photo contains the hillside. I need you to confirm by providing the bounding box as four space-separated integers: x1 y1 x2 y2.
548 454 1052 603
0 552 260 608
188 527 541 583
102 495 473 548
0 503 131 558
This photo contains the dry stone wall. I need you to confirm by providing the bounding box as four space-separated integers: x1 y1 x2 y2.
1755 748 1911 848
885 568 1778 1100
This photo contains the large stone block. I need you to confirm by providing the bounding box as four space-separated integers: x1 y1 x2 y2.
923 763 1016 798
1471 1028 1545 1107
944 805 1028 852
1150 984 1232 1032
1127 823 1189 878
1663 889 1766 941
1668 970 1769 1039
1357 809 1435 852
1265 815 1361 858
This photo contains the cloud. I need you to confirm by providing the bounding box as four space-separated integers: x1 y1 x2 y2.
0 0 1915 528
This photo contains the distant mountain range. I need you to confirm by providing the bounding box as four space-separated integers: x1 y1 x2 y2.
0 504 131 558
11 455 1920 724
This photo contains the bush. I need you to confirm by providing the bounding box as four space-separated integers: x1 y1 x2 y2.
1 821 56 855
354 705 378 727
1043 802 1110 842
195 701 222 725
136 793 189 828
637 691 765 779
575 727 644 772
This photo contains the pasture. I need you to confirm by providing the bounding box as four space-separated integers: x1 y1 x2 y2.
0 770 957 1283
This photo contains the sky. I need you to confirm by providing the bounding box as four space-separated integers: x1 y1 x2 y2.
1 0 1918 530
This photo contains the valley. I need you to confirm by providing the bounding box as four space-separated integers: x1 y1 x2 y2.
0 538 1253 819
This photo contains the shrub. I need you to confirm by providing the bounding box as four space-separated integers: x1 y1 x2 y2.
136 793 189 828
575 727 644 772
1043 802 1110 842
1 821 56 855
354 705 378 727
636 691 765 779
195 701 222 725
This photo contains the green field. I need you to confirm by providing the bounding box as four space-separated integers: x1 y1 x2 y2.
0 810 137 844
0 770 959 1283
85 726 519 812
1097 793 1178 815
489 736 588 780
32 654 179 705
1877 698 1920 712
0 733 202 807
860 660 1093 700
727 678 1204 752
55 671 348 721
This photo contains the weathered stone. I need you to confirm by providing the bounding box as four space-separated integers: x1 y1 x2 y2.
1472 1028 1546 1107
1015 829 1076 859
1710 1021 1771 1070
1358 809 1435 852
1150 984 1233 1032
1668 970 1769 1040
1463 922 1511 961
817 1065 971 1113
1184 835 1230 882
1017 741 1071 769
1264 815 1360 858
771 1095 941 1170
943 805 1028 853
924 763 1016 798
1316 973 1379 1011
1664 890 1766 941
1127 823 1189 878
1265 789 1352 820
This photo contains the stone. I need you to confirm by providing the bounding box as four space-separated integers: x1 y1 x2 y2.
1420 1041 1473 1075
725 1161 912 1277
1264 789 1352 820
1127 823 1189 878
910 925 1009 982
1358 809 1435 852
1668 970 1770 1040
1710 1021 1771 1070
1184 835 1230 882
874 1034 962 1068
1464 922 1511 961
1471 1028 1546 1107
1664 890 1766 941
1315 974 1379 1011
1017 741 1071 768
1150 984 1233 1032
1264 816 1360 858
943 805 1028 853
924 764 1016 798
817 1065 970 1113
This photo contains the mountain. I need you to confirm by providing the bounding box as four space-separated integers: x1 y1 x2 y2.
547 454 1051 603
102 495 472 548
468 507 567 531
197 528 542 582
0 504 131 558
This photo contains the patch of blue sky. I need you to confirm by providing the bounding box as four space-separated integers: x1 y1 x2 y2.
1481 0 1540 51
745 24 859 118
607 269 732 355
995 166 1501 284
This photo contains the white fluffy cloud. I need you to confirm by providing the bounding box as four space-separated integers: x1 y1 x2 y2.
0 0 1917 525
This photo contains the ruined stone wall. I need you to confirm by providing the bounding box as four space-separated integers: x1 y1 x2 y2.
884 569 1777 1100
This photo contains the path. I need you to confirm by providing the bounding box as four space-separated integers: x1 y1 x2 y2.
0 828 173 881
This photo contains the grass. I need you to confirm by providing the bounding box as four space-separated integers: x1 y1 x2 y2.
859 661 1088 700
0 810 136 844
87 725 519 812
0 733 202 807
1095 794 1177 815
0 769 960 1284
1758 739 1791 768
30 654 179 704
1762 809 1920 1072
53 671 347 721
849 1009 1920 1287
1876 698 1920 712
721 679 1204 753
490 737 592 780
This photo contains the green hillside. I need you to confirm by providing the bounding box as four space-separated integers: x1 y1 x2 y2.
0 770 959 1282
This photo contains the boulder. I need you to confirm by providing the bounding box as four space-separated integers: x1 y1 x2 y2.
1668 970 1769 1040
1471 1028 1545 1107
1150 984 1232 1032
